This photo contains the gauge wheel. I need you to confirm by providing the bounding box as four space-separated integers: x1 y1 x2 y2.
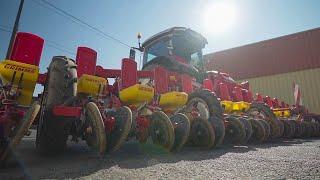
188 117 215 149
224 116 246 145
106 106 132 152
259 119 271 142
149 111 175 151
283 120 294 138
0 101 40 162
277 118 285 138
248 118 266 143
208 116 225 147
84 102 107 155
238 117 253 144
170 113 190 152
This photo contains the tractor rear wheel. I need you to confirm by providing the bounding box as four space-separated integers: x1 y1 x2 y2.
224 116 246 145
260 120 270 141
0 101 40 163
106 106 132 152
248 118 266 143
84 102 107 155
247 102 280 139
188 117 215 149
36 56 77 154
238 117 253 144
170 113 190 152
150 111 175 151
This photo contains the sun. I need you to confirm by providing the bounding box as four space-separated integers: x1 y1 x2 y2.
203 1 237 34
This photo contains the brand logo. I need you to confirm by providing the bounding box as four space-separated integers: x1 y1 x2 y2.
4 64 36 73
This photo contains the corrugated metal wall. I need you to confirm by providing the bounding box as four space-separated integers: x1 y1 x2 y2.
205 28 320 80
239 68 320 114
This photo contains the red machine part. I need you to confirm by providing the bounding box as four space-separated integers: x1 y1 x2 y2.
121 58 137 89
76 47 97 77
203 79 214 91
9 32 44 66
104 116 116 132
263 96 273 108
136 115 150 133
231 86 243 101
217 83 231 101
52 106 82 117
154 66 168 94
181 74 193 93
256 93 263 102
242 89 253 103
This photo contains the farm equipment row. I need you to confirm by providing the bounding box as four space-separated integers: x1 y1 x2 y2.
1 27 319 165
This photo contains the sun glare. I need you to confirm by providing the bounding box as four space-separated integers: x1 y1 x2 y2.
203 1 237 34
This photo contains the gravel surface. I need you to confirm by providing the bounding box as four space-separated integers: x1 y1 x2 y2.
1 130 320 179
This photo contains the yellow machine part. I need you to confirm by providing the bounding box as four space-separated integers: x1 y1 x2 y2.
221 100 234 113
77 74 107 96
159 91 188 111
233 101 250 112
119 84 154 106
221 100 251 113
0 60 39 106
273 109 291 117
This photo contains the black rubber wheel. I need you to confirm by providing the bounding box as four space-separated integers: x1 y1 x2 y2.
260 120 270 142
291 120 301 138
283 120 294 138
277 118 285 138
0 101 40 162
36 56 77 154
84 102 107 155
186 89 223 121
150 111 175 151
301 121 310 138
247 102 280 138
208 116 225 147
186 89 224 147
314 122 320 137
170 113 190 152
224 116 246 145
106 106 132 152
288 120 296 138
248 118 266 143
238 117 253 144
188 117 215 149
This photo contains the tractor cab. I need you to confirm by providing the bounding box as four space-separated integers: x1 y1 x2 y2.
141 27 207 75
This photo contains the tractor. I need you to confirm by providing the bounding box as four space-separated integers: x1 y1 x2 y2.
137 27 288 145
0 32 42 164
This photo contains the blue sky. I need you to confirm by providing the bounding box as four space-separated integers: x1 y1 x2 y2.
1 0 320 74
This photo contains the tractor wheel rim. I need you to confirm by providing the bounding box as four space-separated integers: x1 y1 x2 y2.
187 98 210 120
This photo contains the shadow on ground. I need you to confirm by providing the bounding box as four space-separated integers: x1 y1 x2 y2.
0 137 317 179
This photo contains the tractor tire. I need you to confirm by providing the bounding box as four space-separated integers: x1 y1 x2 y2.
187 89 223 121
277 118 285 138
106 106 132 152
283 120 294 138
248 118 266 143
36 57 77 154
170 113 190 152
84 102 107 155
0 101 40 163
208 116 225 147
224 116 246 145
260 119 271 142
247 102 280 139
188 117 215 149
150 111 175 151
238 117 253 144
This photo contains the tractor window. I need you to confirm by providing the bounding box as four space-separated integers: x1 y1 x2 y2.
144 39 170 63
190 51 203 70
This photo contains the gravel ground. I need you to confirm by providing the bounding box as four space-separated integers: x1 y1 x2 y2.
1 130 320 179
